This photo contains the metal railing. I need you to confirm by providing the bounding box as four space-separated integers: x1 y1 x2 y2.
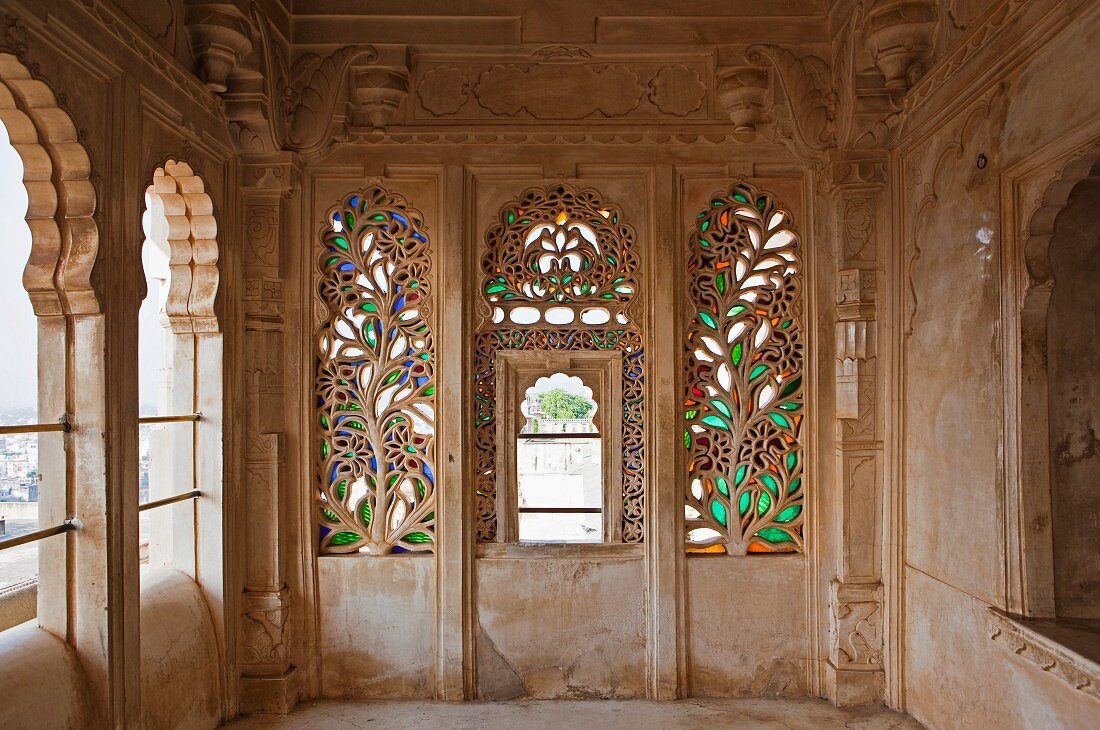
138 412 202 425
138 489 201 513
0 519 77 552
0 416 72 436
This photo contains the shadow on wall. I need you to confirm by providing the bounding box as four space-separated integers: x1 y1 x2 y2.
0 568 222 728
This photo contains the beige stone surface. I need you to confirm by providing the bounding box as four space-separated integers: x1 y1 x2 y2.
476 554 646 699
318 556 437 698
686 555 808 697
139 567 223 730
0 622 94 729
227 698 923 729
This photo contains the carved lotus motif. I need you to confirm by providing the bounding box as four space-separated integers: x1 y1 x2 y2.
649 65 706 116
418 66 469 116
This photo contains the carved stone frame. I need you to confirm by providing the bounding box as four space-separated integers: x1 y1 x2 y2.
494 350 624 543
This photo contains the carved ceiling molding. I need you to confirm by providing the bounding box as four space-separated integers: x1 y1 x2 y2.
988 609 1100 700
412 57 710 122
72 0 223 118
341 130 767 146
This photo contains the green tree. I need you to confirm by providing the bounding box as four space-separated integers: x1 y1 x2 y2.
538 389 593 420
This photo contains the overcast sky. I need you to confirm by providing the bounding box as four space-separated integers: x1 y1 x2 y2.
0 120 164 414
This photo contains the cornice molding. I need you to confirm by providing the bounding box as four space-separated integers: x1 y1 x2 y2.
988 608 1100 700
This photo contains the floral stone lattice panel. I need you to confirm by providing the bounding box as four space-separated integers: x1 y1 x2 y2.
476 183 645 542
316 188 436 555
685 183 804 554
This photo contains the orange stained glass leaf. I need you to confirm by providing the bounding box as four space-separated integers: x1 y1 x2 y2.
720 211 729 226
687 544 727 554
747 543 776 553
716 260 730 269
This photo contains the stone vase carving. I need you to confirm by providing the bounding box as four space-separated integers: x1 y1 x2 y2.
717 66 770 133
184 5 253 93
351 66 410 128
865 0 937 91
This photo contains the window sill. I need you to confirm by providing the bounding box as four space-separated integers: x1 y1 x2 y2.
988 607 1100 699
477 542 644 560
0 578 36 633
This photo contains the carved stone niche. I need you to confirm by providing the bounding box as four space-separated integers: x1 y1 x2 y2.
350 66 409 129
864 0 937 91
717 66 770 134
184 4 253 93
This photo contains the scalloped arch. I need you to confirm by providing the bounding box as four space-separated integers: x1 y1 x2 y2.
144 160 220 333
1024 142 1100 289
0 53 98 316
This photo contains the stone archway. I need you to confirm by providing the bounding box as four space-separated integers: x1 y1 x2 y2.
1016 142 1100 618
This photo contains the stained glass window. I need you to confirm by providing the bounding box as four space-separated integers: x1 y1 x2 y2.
684 184 804 554
315 187 436 555
475 184 645 542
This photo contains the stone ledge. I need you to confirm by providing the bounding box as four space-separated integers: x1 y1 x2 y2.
988 607 1100 700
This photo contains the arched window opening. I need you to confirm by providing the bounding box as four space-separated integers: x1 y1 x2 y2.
684 184 804 555
0 117 44 612
476 184 644 543
314 187 437 556
518 373 602 542
1047 176 1100 620
138 161 220 574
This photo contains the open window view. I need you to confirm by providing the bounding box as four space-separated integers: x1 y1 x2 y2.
517 373 602 542
0 117 42 607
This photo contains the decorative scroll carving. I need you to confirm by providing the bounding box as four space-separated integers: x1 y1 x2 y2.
747 45 836 154
144 160 219 334
315 187 437 555
0 52 99 317
475 184 644 543
241 588 291 675
684 183 804 554
864 1 938 91
988 609 1100 700
717 66 770 133
831 581 884 668
184 4 252 93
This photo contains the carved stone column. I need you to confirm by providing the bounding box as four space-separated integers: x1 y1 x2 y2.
825 153 887 705
239 156 299 713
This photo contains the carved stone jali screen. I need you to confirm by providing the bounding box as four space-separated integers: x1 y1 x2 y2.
684 183 804 555
474 183 645 543
314 186 438 555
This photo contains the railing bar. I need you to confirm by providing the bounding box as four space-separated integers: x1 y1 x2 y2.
516 433 600 440
518 507 602 513
138 490 201 512
138 413 202 424
0 421 70 435
0 520 77 551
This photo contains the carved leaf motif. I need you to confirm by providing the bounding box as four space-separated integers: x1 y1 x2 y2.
418 66 469 116
747 44 836 153
474 64 644 119
649 65 706 116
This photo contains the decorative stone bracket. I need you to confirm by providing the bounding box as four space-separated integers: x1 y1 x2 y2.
865 0 938 91
716 66 770 134
184 4 253 93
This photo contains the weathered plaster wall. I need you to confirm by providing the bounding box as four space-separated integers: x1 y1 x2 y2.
901 2 1100 725
476 554 646 699
0 623 94 727
317 556 437 698
687 555 808 697
1047 179 1100 620
139 568 223 729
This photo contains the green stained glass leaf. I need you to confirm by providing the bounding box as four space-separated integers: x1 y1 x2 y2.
735 464 748 486
329 531 361 546
732 342 743 366
750 364 769 381
786 451 798 472
361 501 372 525
756 527 793 544
727 305 746 317
335 480 347 500
711 500 728 527
701 414 729 430
698 311 718 329
716 476 729 496
716 272 726 294
683 429 692 449
738 491 751 516
757 490 772 516
781 376 802 397
405 532 433 544
321 508 338 522
711 399 732 418
759 474 778 495
776 505 802 523
768 412 791 428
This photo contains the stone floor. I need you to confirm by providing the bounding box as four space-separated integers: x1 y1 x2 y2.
227 698 924 729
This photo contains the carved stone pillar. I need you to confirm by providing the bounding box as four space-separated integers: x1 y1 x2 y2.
825 153 887 705
239 156 299 713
